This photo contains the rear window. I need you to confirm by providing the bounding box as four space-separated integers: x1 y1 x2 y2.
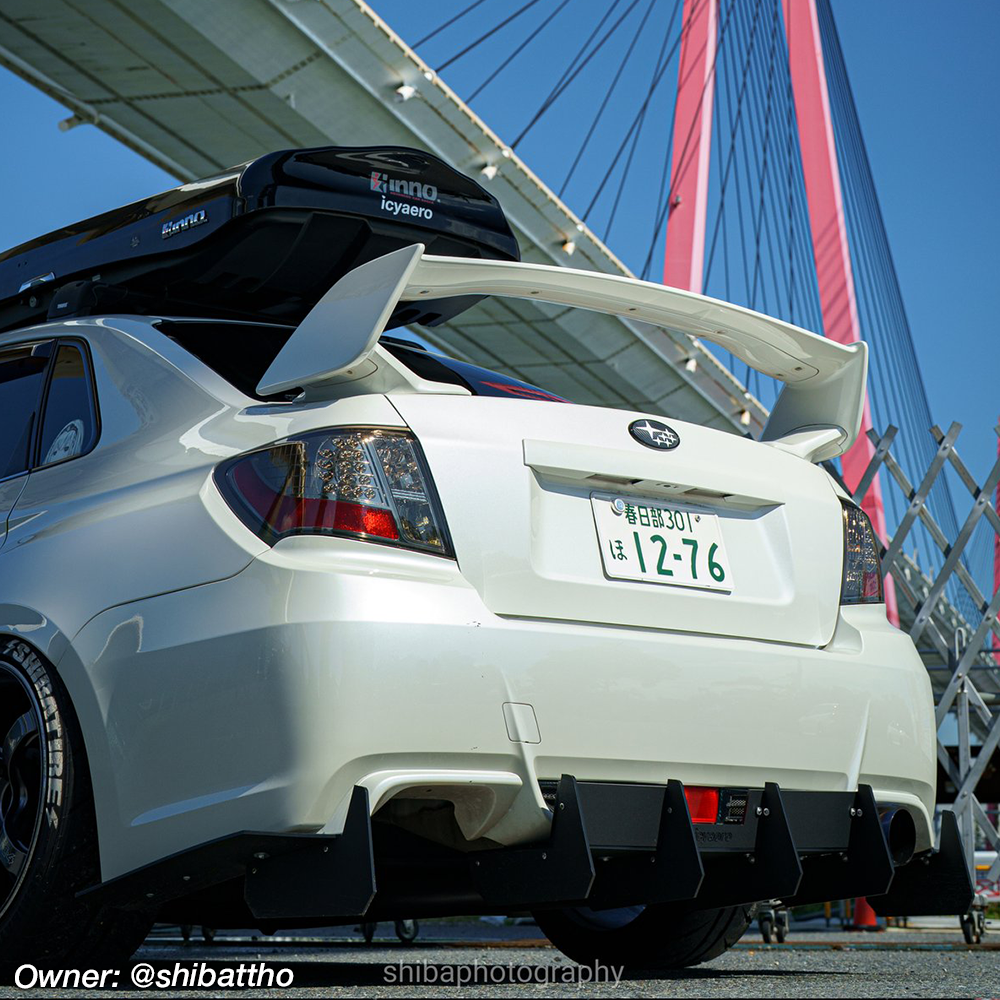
157 321 566 403
382 341 567 403
157 320 295 400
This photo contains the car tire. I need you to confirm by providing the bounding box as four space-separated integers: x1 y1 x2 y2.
533 902 756 970
0 639 153 976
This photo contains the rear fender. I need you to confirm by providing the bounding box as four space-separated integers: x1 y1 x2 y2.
0 607 119 879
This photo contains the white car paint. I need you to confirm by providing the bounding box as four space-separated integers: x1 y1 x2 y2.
0 295 935 888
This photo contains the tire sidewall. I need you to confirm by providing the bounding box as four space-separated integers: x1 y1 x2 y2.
535 902 756 970
0 639 75 933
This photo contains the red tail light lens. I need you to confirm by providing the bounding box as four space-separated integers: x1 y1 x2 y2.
684 786 720 824
216 428 452 555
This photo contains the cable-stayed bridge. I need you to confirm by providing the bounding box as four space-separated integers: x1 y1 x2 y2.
1 0 998 872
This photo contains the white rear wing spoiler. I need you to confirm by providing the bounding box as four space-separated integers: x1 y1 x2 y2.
258 243 867 462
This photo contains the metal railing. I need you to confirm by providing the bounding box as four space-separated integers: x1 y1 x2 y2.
846 422 1000 885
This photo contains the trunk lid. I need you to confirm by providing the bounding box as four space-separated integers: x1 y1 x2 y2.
390 395 844 646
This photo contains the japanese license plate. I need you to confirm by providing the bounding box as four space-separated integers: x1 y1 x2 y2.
591 493 734 592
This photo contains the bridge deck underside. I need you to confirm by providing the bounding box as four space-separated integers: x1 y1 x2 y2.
0 0 762 434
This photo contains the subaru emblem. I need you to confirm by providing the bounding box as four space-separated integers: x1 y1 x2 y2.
629 419 680 451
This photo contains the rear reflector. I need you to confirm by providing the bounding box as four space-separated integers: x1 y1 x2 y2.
684 786 720 824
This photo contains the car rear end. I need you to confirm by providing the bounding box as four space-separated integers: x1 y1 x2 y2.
200 361 942 918
10 142 965 971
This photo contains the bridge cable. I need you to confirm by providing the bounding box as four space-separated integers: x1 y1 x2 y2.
466 0 573 102
558 0 662 198
821 5 939 484
640 57 682 283
744 0 782 394
602 0 686 241
742 0 803 330
530 0 626 130
748 0 781 321
436 0 545 73
580 0 717 221
818 0 975 610
630 0 740 276
413 0 491 49
511 0 642 149
699 0 763 297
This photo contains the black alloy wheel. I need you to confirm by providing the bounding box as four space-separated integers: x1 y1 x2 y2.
0 639 155 975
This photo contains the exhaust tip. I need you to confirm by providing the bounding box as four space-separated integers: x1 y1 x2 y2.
880 808 916 867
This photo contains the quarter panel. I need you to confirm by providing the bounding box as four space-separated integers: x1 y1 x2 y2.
0 319 418 877
3 326 271 640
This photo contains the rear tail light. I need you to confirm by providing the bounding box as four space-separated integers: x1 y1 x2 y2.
684 786 720 824
215 427 452 555
840 499 884 604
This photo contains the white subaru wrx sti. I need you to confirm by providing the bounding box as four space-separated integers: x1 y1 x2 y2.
0 147 969 973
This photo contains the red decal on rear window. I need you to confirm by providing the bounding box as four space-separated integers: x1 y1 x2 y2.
478 381 567 402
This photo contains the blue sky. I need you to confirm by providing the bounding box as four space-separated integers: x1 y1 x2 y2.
834 1 1000 482
0 0 996 492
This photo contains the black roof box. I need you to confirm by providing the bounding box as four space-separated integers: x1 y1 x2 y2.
0 146 519 334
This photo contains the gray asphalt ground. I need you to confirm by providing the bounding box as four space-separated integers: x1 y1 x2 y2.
3 918 998 998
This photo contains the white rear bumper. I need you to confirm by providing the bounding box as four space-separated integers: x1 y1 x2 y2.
69 536 937 881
